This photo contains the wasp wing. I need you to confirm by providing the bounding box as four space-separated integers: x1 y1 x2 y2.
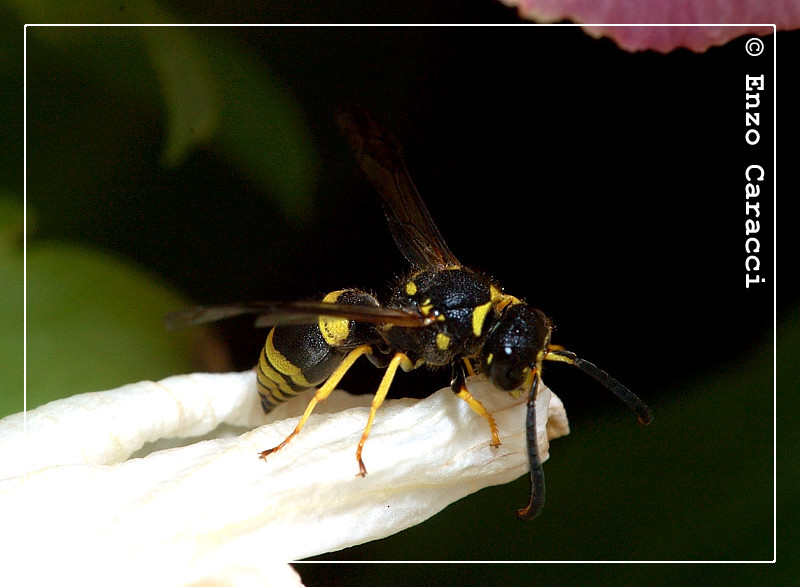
165 300 429 331
337 106 461 270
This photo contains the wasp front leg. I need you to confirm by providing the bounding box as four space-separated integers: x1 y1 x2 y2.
451 360 501 448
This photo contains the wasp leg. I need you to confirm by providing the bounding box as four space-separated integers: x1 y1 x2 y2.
355 352 414 477
518 369 546 521
451 360 501 448
259 345 373 460
461 357 476 377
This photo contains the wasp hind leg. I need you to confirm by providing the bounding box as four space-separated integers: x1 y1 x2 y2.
259 345 373 460
451 360 501 448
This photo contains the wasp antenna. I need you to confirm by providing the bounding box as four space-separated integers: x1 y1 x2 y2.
518 371 546 521
545 349 653 425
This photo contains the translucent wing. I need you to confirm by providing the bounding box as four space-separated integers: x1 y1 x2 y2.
337 106 461 270
165 300 430 331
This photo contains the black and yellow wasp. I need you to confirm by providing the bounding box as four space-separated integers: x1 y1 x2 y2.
166 107 652 520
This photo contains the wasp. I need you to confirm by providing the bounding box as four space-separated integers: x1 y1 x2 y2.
166 107 653 520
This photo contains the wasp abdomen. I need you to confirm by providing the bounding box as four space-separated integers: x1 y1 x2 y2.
256 289 381 413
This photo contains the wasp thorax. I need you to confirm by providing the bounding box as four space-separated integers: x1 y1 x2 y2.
383 268 496 366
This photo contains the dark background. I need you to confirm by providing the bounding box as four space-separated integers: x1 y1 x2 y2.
10 7 792 583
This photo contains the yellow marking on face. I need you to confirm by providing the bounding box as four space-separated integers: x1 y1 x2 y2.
516 368 537 400
405 281 417 296
486 352 494 365
471 301 493 337
436 332 451 351
420 302 434 316
319 290 351 347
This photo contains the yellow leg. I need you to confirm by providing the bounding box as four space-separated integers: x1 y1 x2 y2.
461 357 476 377
455 386 501 448
355 352 413 476
259 345 372 460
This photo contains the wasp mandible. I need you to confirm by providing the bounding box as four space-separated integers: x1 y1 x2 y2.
167 107 653 520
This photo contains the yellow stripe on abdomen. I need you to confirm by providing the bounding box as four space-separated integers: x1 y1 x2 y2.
257 329 316 410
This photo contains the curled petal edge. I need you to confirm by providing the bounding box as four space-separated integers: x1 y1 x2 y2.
1 371 568 581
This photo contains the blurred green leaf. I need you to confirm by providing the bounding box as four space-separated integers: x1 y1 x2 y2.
8 0 166 24
141 26 220 168
777 309 799 575
204 32 316 217
0 196 24 416
25 237 201 412
22 21 316 220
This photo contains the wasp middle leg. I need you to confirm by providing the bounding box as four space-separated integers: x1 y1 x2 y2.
355 352 414 476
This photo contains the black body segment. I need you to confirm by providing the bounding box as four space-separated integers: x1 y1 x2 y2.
256 324 338 412
383 267 498 366
257 289 382 413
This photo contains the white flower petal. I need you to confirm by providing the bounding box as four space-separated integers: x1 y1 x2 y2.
1 371 568 583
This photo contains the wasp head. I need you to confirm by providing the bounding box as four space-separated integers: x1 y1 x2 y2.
484 304 550 392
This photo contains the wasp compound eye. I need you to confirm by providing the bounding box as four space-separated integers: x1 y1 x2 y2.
486 346 527 391
484 304 547 392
